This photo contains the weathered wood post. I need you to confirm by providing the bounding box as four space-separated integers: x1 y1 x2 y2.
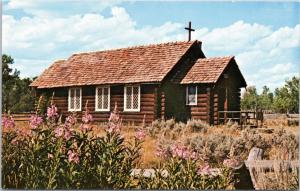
225 147 264 189
223 158 254 189
245 147 264 189
206 87 211 124
224 73 229 123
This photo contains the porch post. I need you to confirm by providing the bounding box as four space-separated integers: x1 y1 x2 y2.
206 87 211 124
224 74 229 123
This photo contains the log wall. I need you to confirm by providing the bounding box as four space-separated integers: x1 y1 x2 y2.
190 93 209 122
43 84 158 125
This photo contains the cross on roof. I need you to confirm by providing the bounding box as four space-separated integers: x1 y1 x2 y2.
184 21 195 41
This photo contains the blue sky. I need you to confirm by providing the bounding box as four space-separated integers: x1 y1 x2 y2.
3 0 300 93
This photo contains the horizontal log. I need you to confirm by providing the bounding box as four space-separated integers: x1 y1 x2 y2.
55 101 156 107
197 97 208 102
59 112 154 118
245 160 299 169
56 105 154 112
197 94 208 99
54 94 155 100
10 114 34 117
191 111 208 116
192 116 207 120
58 107 155 114
191 107 208 112
91 117 154 122
12 118 30 121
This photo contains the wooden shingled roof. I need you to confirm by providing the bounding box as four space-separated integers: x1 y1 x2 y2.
180 56 246 86
31 40 200 88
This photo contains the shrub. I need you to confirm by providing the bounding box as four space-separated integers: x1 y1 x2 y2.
137 143 234 189
147 119 209 139
186 119 209 133
187 134 234 163
1 104 243 189
2 104 143 189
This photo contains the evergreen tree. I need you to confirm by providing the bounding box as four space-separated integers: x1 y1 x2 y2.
2 54 36 113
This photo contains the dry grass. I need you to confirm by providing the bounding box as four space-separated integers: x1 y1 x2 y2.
9 118 299 169
81 124 160 168
250 161 299 190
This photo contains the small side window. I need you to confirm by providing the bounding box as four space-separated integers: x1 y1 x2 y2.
186 85 197 105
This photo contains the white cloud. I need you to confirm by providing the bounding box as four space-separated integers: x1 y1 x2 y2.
3 6 183 77
5 0 123 16
255 25 300 50
3 4 300 92
193 21 300 91
194 21 272 52
3 6 183 56
11 58 54 78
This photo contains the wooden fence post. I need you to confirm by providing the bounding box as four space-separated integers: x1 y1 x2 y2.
245 147 263 189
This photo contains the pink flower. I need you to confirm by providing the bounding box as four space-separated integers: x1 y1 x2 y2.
82 102 93 124
223 158 241 168
82 113 93 124
47 104 58 119
191 151 198 160
2 115 15 129
171 144 188 159
29 115 43 129
68 150 79 164
66 115 76 126
80 124 91 132
169 144 197 160
19 129 31 137
63 129 72 140
109 112 119 122
54 127 64 137
155 147 169 159
197 164 212 176
48 153 54 159
135 128 146 140
107 123 121 133
11 138 18 145
107 111 122 133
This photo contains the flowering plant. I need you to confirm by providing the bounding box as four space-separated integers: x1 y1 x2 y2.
2 113 15 129
2 98 233 189
2 101 142 189
137 142 234 189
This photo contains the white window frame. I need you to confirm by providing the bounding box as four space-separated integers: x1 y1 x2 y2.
68 87 82 111
124 85 141 112
186 85 197 106
95 86 110 112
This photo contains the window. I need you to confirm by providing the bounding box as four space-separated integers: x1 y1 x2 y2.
186 85 197 105
124 85 140 111
95 86 110 111
68 88 82 111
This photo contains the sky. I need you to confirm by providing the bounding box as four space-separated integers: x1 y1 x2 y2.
2 0 300 93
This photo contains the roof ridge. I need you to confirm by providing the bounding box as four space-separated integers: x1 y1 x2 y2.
70 40 198 57
200 55 234 60
54 59 65 62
